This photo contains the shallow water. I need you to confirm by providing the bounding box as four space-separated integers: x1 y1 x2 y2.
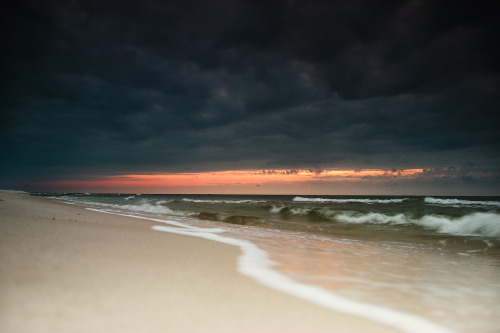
36 193 500 332
249 230 500 332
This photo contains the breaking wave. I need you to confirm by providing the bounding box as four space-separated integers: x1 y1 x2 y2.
110 202 185 215
293 197 407 204
156 200 170 205
424 197 500 207
335 212 409 225
270 205 285 213
58 198 187 216
418 213 500 238
49 193 500 239
182 198 267 204
290 207 313 215
335 211 500 238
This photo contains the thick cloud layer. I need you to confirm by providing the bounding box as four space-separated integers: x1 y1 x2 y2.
1 0 499 191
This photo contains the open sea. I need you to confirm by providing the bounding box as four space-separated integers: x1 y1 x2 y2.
35 193 500 332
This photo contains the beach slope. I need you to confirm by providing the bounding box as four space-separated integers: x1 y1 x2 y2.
0 190 395 332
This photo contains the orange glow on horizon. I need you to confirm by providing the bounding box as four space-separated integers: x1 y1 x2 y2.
30 168 425 191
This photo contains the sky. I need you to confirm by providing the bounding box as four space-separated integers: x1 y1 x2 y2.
1 0 499 195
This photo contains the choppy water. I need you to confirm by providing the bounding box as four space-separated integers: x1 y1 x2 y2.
35 193 500 332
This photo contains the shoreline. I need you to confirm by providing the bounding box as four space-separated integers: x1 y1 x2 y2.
0 190 400 332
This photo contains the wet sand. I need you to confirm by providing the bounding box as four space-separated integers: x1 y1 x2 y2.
0 190 396 333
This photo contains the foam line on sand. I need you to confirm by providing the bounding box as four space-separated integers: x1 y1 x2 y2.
87 207 453 333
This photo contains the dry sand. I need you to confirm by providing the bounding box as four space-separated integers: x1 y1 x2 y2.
0 190 396 332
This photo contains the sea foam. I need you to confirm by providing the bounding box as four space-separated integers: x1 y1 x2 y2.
418 212 500 238
293 197 407 204
84 207 454 333
182 198 267 204
425 197 500 207
335 211 500 238
117 203 182 215
62 199 187 216
335 212 409 225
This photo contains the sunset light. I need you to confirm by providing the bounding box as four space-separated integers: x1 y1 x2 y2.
26 168 433 194
3 2 500 332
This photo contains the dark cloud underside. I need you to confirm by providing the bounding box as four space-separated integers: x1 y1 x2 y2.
1 0 499 191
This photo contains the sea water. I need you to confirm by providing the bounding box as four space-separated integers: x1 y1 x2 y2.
35 193 500 332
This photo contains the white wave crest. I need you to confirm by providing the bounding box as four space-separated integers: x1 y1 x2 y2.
290 208 312 215
182 198 267 204
334 211 500 238
156 200 172 205
74 200 186 216
117 203 181 215
335 212 410 225
418 213 500 238
270 206 285 213
293 197 407 204
424 197 500 207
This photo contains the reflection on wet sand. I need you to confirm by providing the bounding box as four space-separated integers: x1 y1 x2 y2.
247 231 500 333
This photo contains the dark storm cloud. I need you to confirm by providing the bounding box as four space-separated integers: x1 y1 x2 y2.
1 0 499 189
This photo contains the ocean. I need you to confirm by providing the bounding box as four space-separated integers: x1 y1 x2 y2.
35 193 500 332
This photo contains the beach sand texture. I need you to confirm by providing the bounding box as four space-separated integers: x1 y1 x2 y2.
0 190 396 332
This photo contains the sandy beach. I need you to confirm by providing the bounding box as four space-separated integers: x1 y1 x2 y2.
0 190 399 332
